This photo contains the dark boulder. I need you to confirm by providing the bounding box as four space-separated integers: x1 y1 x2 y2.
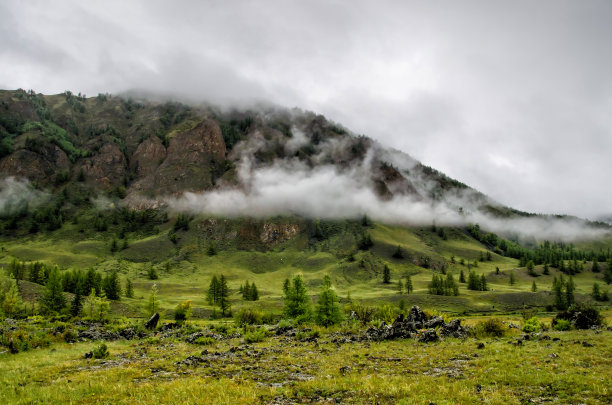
440 319 467 338
417 328 439 343
425 316 445 329
145 313 160 330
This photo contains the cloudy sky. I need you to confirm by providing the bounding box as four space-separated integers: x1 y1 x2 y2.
1 0 611 220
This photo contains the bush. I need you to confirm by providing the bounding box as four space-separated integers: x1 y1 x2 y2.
243 328 267 343
552 319 571 331
471 318 506 338
194 336 215 345
173 300 192 323
554 303 604 329
92 343 109 359
235 308 263 326
522 317 541 333
63 328 78 343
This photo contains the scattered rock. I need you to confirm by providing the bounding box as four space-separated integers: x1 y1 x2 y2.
145 313 160 330
417 328 439 343
440 319 468 338
477 342 485 349
339 366 352 374
425 316 445 329
175 355 206 367
581 341 594 347
84 351 93 359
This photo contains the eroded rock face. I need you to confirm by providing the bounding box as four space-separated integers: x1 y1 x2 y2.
260 223 300 245
152 119 226 194
131 136 166 179
0 144 70 185
76 143 127 190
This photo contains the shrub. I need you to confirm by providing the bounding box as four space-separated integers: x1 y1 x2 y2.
349 304 376 325
243 328 267 343
554 303 604 329
92 343 109 359
173 300 192 323
296 329 320 341
522 317 541 333
63 328 78 343
194 336 215 345
235 308 264 326
471 318 506 338
552 319 571 331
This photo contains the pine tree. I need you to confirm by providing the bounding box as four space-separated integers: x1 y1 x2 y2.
382 265 391 284
480 274 487 291
592 282 602 301
592 260 600 273
543 263 550 275
40 268 66 314
218 275 230 316
392 245 404 259
241 281 251 300
315 275 343 326
103 269 121 300
250 283 259 301
207 242 217 256
552 276 566 310
405 275 413 294
70 289 82 317
527 260 536 276
207 275 220 305
509 271 517 286
531 281 537 292
397 279 404 294
565 277 575 307
125 279 134 298
459 269 466 283
284 275 311 319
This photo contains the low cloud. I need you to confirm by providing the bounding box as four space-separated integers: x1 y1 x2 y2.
0 177 49 215
167 137 610 242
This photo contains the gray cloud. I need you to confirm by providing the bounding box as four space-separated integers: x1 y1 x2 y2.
1 0 611 219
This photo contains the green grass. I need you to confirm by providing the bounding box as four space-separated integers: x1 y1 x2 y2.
1 327 610 404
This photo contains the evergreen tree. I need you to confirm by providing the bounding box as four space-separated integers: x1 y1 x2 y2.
147 265 158 280
206 242 217 256
357 233 373 250
282 278 290 295
480 274 487 291
382 265 391 284
592 282 602 301
604 266 612 285
40 268 66 313
527 260 536 276
447 273 459 296
392 245 404 259
467 271 480 290
552 276 567 310
405 275 413 294
592 260 600 273
315 275 343 326
103 269 121 300
459 269 466 283
207 275 220 305
250 283 259 301
543 263 550 275
125 279 134 298
397 279 404 294
509 271 517 286
70 289 82 317
218 275 230 316
283 275 311 319
531 281 537 292
566 276 575 307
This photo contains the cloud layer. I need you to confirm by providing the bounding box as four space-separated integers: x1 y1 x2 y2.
1 0 611 219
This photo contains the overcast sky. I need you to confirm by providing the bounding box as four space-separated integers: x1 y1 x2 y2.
1 0 611 220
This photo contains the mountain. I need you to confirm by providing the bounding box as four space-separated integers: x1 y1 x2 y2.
1 89 611 316
0 89 608 241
